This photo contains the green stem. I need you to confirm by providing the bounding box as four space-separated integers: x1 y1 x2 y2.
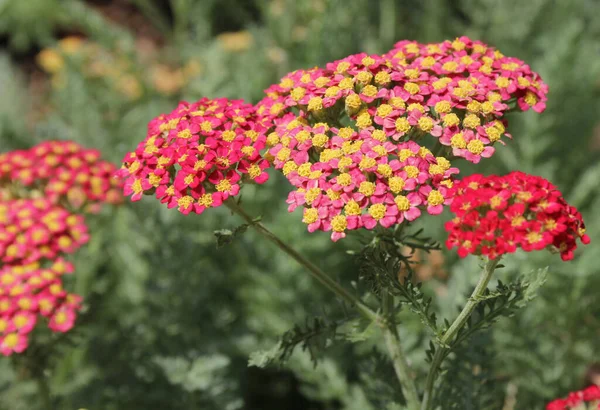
420 257 500 410
381 292 420 410
224 199 378 322
35 372 52 410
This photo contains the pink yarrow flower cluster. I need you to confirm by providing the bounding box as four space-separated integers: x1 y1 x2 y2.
0 199 88 355
445 172 590 260
547 385 600 410
257 36 547 165
0 140 123 210
119 97 271 214
267 118 457 241
0 260 82 355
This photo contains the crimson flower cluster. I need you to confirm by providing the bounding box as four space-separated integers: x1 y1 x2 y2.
0 140 123 211
547 385 600 410
119 98 271 214
445 172 590 260
0 199 88 355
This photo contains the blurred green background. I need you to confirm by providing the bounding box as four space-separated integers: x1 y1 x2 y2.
0 0 599 409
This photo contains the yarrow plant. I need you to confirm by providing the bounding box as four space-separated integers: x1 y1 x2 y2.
547 386 600 410
119 37 590 410
0 141 122 357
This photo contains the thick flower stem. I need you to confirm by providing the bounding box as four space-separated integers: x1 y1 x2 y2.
382 292 420 410
420 257 500 410
35 373 53 410
224 200 379 322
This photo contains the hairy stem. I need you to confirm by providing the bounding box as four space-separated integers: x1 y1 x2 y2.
420 257 500 410
224 199 378 322
382 292 420 410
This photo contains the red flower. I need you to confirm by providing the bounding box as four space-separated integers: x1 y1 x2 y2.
445 172 589 260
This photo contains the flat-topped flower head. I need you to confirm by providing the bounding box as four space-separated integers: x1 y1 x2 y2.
445 172 589 260
0 199 89 265
547 385 600 410
270 112 457 241
0 259 83 356
118 98 271 215
0 140 123 210
258 37 547 169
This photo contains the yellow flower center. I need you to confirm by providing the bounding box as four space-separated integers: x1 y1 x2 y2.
395 195 410 211
359 181 376 197
368 203 386 220
404 82 420 95
303 208 319 224
467 140 485 155
404 165 419 178
331 215 348 232
177 195 194 209
344 200 362 216
427 190 444 206
395 118 411 133
388 177 405 193
450 133 467 149
418 117 434 132
434 101 451 113
216 179 232 192
463 114 481 129
337 173 352 186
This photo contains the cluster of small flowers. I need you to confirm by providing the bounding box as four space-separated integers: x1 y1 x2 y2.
267 119 457 241
119 97 270 215
547 385 600 410
0 140 123 211
258 36 547 165
0 199 88 355
445 172 590 260
0 260 82 355
0 199 89 265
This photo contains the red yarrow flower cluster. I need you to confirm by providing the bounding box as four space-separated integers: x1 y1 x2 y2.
118 97 271 214
547 385 600 410
0 140 123 211
445 172 590 260
0 259 82 356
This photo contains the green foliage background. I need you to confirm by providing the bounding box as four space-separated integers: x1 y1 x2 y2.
0 0 598 409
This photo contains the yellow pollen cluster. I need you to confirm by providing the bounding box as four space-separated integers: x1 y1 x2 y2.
291 87 306 101
467 140 485 154
404 165 419 178
308 96 323 111
395 118 411 133
312 133 328 147
331 215 348 232
427 190 444 206
369 203 386 220
375 71 391 85
303 208 319 224
198 194 213 207
356 111 372 128
216 179 232 192
404 82 420 95
377 104 393 118
418 116 434 132
463 114 481 129
344 200 362 216
434 101 451 113
337 173 352 186
177 195 194 209
377 164 392 177
356 71 373 84
395 195 410 211
359 181 376 196
345 94 362 110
